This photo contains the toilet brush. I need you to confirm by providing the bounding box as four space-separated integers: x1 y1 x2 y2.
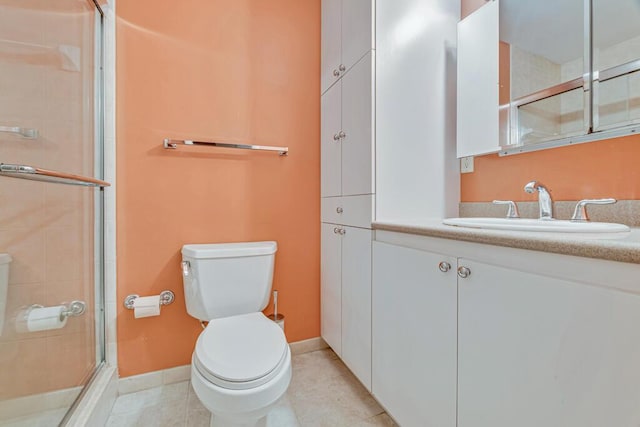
268 290 285 330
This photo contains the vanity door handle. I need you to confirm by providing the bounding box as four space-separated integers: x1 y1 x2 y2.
438 262 451 273
457 266 471 279
333 69 340 77
336 207 343 214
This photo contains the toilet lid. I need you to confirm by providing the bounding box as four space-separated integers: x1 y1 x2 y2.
194 312 287 387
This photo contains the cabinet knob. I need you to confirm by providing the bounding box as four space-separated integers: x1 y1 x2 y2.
333 69 340 77
339 64 346 72
438 262 451 273
338 228 346 235
338 130 346 139
333 227 339 234
457 266 471 279
333 133 341 141
336 207 343 214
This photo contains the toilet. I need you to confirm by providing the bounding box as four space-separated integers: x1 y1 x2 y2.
181 241 291 427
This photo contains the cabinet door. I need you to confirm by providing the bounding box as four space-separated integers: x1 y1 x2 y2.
341 226 372 391
321 0 341 93
457 0 500 157
372 242 457 427
341 52 373 196
321 81 342 198
321 223 342 355
342 0 373 74
458 259 640 427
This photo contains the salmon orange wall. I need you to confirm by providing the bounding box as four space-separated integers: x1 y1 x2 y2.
116 0 320 377
460 0 640 203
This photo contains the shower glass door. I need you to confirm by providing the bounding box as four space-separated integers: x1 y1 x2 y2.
0 0 106 425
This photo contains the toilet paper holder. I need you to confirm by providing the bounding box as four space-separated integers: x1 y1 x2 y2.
124 290 175 309
25 300 86 320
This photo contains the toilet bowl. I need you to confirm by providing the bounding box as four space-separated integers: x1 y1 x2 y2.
191 313 291 427
181 242 291 427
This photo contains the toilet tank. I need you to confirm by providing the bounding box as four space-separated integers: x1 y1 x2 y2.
181 242 277 320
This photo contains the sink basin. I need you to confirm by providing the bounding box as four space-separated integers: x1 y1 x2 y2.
443 217 630 233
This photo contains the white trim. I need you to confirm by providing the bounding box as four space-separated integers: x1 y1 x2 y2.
65 366 118 427
103 0 117 368
289 337 329 355
117 365 191 395
0 386 82 422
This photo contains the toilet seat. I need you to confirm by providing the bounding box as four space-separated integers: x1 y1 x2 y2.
194 312 288 391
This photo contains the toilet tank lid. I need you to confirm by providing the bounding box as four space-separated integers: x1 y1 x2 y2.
0 253 12 264
182 241 277 259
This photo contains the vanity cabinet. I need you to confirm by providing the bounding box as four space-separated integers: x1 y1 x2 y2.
321 223 372 390
458 258 640 427
321 0 373 94
321 51 374 198
373 231 640 426
372 242 457 427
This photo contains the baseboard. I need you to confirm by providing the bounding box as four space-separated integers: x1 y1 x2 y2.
116 337 328 396
117 364 191 395
289 337 328 355
0 385 82 422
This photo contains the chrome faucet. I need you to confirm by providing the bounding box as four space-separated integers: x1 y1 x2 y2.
524 181 553 220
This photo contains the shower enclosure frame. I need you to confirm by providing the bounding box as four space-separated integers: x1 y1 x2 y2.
59 0 109 424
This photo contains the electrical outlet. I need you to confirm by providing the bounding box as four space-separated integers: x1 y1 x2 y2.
461 156 474 173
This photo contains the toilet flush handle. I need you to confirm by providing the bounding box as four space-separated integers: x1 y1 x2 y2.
181 261 191 277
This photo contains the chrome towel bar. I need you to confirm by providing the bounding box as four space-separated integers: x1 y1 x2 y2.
0 163 110 187
0 126 38 139
163 138 288 156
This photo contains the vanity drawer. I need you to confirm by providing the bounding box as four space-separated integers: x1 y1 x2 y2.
322 195 374 228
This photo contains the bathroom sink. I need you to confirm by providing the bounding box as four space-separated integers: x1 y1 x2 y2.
442 217 630 233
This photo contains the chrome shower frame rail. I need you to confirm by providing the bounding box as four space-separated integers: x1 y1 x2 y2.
163 138 289 156
0 163 111 187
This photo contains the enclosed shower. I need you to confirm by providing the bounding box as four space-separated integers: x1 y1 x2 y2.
0 0 109 425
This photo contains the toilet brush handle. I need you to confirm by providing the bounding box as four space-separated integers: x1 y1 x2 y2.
273 290 278 318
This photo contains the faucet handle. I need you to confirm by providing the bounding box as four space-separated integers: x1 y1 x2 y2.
493 200 520 219
571 198 616 222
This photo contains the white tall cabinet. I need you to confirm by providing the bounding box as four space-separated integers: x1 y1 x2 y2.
321 0 374 94
320 0 374 392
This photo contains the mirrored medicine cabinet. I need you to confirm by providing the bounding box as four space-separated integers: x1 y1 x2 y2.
457 0 640 158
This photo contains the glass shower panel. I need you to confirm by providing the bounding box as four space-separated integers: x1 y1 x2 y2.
0 1 103 425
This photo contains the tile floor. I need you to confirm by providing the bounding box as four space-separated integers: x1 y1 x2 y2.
106 349 397 427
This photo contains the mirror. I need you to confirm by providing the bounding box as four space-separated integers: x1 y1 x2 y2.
592 0 640 131
457 0 640 157
501 0 587 146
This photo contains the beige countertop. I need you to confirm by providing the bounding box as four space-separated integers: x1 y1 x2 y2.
372 219 640 264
